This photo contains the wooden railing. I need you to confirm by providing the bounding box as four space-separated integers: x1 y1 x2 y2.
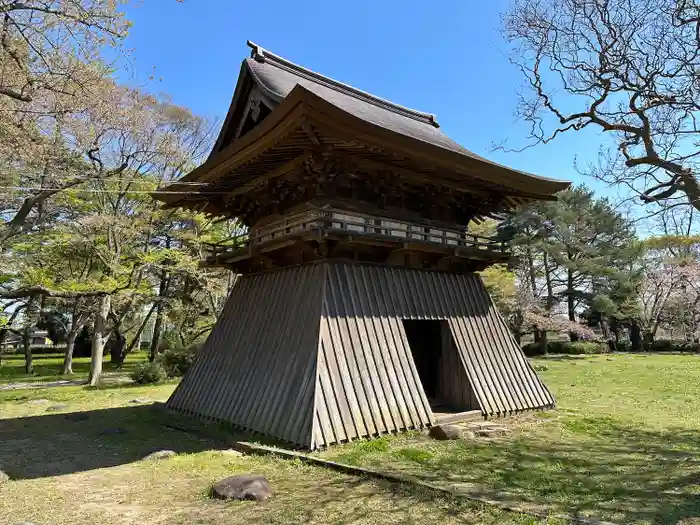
203 207 507 259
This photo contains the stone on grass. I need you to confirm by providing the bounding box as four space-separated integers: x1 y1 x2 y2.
211 474 271 501
0 469 9 485
129 398 152 404
143 450 176 461
474 427 509 438
429 424 462 440
221 448 244 457
45 404 69 412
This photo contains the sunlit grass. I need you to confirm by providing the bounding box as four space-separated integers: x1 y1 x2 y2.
320 354 700 524
0 378 549 525
0 351 148 385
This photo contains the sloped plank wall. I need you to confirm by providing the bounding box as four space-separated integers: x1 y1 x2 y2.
311 263 554 446
166 264 325 448
167 262 554 449
312 264 435 448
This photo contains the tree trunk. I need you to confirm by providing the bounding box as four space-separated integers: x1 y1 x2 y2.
22 327 33 374
62 300 84 375
149 303 164 362
630 320 642 351
22 297 41 374
62 323 82 375
539 329 548 354
149 272 169 362
88 294 111 386
108 327 126 364
543 252 554 310
600 317 610 340
122 302 157 363
539 250 557 348
526 247 537 297
567 267 578 341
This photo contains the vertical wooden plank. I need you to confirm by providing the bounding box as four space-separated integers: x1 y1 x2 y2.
324 263 375 436
367 265 426 429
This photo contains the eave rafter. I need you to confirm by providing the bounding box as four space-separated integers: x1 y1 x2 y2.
155 86 567 211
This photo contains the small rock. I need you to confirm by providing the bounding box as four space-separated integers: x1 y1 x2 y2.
129 398 152 404
27 399 50 405
221 448 244 457
45 404 69 412
100 427 127 436
64 412 90 422
0 469 9 485
474 427 509 438
429 424 462 440
211 474 271 501
143 450 176 461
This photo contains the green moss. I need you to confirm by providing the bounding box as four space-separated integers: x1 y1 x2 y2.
393 447 433 463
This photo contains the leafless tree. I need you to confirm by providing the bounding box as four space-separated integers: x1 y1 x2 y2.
503 0 700 212
0 0 127 104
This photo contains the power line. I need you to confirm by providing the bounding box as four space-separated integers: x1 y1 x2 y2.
0 185 231 195
0 176 209 186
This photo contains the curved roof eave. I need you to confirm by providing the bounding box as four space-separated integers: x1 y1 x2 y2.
154 85 570 206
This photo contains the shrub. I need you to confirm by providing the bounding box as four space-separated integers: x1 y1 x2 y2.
612 340 631 352
157 330 181 354
130 362 167 384
522 340 608 355
157 342 202 378
563 341 609 354
547 341 570 354
646 339 675 352
645 339 700 353
680 342 700 353
522 342 546 357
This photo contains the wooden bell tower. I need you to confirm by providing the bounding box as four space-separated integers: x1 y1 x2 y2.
155 42 570 449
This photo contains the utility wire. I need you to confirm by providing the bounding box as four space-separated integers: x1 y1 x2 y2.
0 176 209 186
0 185 230 195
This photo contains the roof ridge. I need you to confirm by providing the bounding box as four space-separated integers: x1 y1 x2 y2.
247 40 440 128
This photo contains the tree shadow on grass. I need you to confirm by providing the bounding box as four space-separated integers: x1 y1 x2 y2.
0 404 230 480
0 408 535 525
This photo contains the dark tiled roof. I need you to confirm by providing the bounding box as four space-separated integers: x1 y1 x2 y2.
243 42 563 184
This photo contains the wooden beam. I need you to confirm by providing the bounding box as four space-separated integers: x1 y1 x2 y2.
328 150 487 197
301 118 322 147
302 98 567 198
224 152 313 197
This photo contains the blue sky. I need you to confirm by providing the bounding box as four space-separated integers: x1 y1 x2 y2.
121 0 613 195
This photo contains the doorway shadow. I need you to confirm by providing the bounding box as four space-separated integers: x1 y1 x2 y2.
0 405 229 480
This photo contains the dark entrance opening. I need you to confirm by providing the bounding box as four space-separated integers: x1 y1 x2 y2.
402 320 443 399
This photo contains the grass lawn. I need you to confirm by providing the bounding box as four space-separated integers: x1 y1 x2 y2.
0 353 698 524
320 353 700 525
0 351 147 385
0 373 550 525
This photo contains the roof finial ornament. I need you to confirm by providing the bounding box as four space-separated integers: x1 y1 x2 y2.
247 40 267 63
